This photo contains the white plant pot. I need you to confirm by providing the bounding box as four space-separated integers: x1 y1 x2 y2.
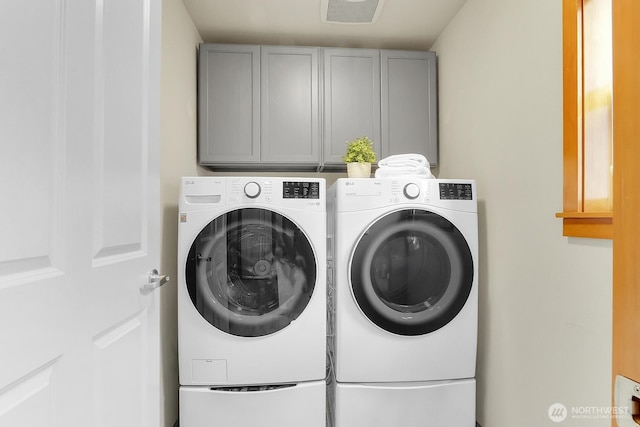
347 162 372 178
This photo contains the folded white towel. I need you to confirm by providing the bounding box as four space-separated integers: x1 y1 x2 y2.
375 169 434 179
377 153 429 169
374 153 434 179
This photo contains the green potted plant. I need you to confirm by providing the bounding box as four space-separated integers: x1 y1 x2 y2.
343 136 377 178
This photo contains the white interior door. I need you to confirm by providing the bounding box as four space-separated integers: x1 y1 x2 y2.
0 0 162 426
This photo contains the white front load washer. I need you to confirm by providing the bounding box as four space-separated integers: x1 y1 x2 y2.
328 178 478 383
178 176 326 386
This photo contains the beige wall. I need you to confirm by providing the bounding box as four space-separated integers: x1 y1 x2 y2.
160 0 202 425
432 0 612 426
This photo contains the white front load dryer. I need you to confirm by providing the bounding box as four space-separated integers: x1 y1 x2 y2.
178 177 327 386
328 178 478 384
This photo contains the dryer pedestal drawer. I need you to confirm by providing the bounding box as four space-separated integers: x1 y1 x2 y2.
334 379 475 427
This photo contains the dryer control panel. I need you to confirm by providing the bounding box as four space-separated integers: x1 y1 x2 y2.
331 178 476 213
439 182 473 200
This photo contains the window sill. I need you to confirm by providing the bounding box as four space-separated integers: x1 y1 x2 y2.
555 212 613 239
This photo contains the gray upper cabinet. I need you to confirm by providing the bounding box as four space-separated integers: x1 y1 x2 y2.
198 44 260 165
198 43 438 170
381 50 438 167
260 46 320 167
323 48 381 166
198 44 319 169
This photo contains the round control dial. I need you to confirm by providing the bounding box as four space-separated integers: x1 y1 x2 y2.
403 183 420 200
244 181 261 198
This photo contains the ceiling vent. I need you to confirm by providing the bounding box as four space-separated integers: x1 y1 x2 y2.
321 0 387 24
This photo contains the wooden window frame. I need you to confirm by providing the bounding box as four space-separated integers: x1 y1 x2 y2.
556 0 613 239
612 0 640 408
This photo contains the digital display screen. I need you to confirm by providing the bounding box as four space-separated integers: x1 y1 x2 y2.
439 183 473 200
283 181 320 199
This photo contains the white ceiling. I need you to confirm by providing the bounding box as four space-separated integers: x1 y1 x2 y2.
181 0 468 51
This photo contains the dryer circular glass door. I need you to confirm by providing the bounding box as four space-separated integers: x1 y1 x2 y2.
185 208 317 337
350 209 473 336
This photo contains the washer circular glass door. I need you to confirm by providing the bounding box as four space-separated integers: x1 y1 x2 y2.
185 208 317 337
350 209 473 336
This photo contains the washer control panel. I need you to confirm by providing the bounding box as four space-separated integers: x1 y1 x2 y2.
283 181 321 199
181 177 325 212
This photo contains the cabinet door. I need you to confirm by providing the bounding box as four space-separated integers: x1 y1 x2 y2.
260 46 320 166
323 48 381 167
198 44 260 165
381 50 438 166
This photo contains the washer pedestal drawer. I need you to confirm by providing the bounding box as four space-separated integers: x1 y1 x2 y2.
180 380 325 427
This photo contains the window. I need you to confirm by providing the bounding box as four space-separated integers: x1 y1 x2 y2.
557 0 613 239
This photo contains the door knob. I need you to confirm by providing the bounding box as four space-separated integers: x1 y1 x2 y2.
142 268 170 292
